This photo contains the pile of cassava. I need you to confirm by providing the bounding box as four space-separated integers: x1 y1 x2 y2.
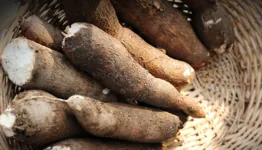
0 0 234 149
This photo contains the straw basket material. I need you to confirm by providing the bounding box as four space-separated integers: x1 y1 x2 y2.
0 0 261 149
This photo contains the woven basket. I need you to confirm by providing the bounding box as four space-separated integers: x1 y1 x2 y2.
0 0 262 149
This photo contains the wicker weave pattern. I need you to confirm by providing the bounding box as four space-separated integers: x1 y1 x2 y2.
168 0 262 149
0 0 261 149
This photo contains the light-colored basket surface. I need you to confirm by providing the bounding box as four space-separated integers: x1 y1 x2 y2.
0 0 261 149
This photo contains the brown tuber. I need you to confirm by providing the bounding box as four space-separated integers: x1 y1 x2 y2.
182 0 235 54
21 15 64 52
62 0 195 90
67 95 181 143
62 23 205 118
0 92 84 145
1 37 118 102
111 0 211 68
44 138 162 150
13 90 56 101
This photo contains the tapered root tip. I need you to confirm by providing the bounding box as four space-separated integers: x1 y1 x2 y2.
186 103 206 118
181 96 206 118
2 38 35 86
188 107 206 118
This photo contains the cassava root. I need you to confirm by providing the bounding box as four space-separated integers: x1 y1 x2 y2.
62 0 195 90
62 23 205 117
1 37 118 102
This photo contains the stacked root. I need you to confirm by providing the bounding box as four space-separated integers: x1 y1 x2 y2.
0 0 234 148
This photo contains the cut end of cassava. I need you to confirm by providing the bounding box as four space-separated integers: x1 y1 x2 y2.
63 23 88 48
0 108 16 137
44 146 71 150
182 66 195 84
64 23 87 37
183 68 194 78
1 37 35 86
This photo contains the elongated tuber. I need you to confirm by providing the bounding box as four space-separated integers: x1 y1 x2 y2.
0 93 84 145
62 0 195 89
182 0 235 54
44 138 162 150
1 37 118 102
111 0 210 68
62 23 205 117
67 95 180 143
21 15 64 52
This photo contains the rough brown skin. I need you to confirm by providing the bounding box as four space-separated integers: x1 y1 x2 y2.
44 138 162 150
182 0 235 54
13 90 56 102
63 24 205 118
120 28 195 90
21 15 64 52
62 0 121 38
111 0 211 68
62 0 195 90
9 38 117 102
9 96 85 145
67 95 180 143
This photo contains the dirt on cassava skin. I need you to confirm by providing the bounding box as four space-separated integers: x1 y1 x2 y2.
15 38 118 102
21 15 64 52
63 24 205 118
62 0 195 90
67 95 181 143
182 0 235 54
111 0 211 68
10 95 85 146
45 138 162 150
